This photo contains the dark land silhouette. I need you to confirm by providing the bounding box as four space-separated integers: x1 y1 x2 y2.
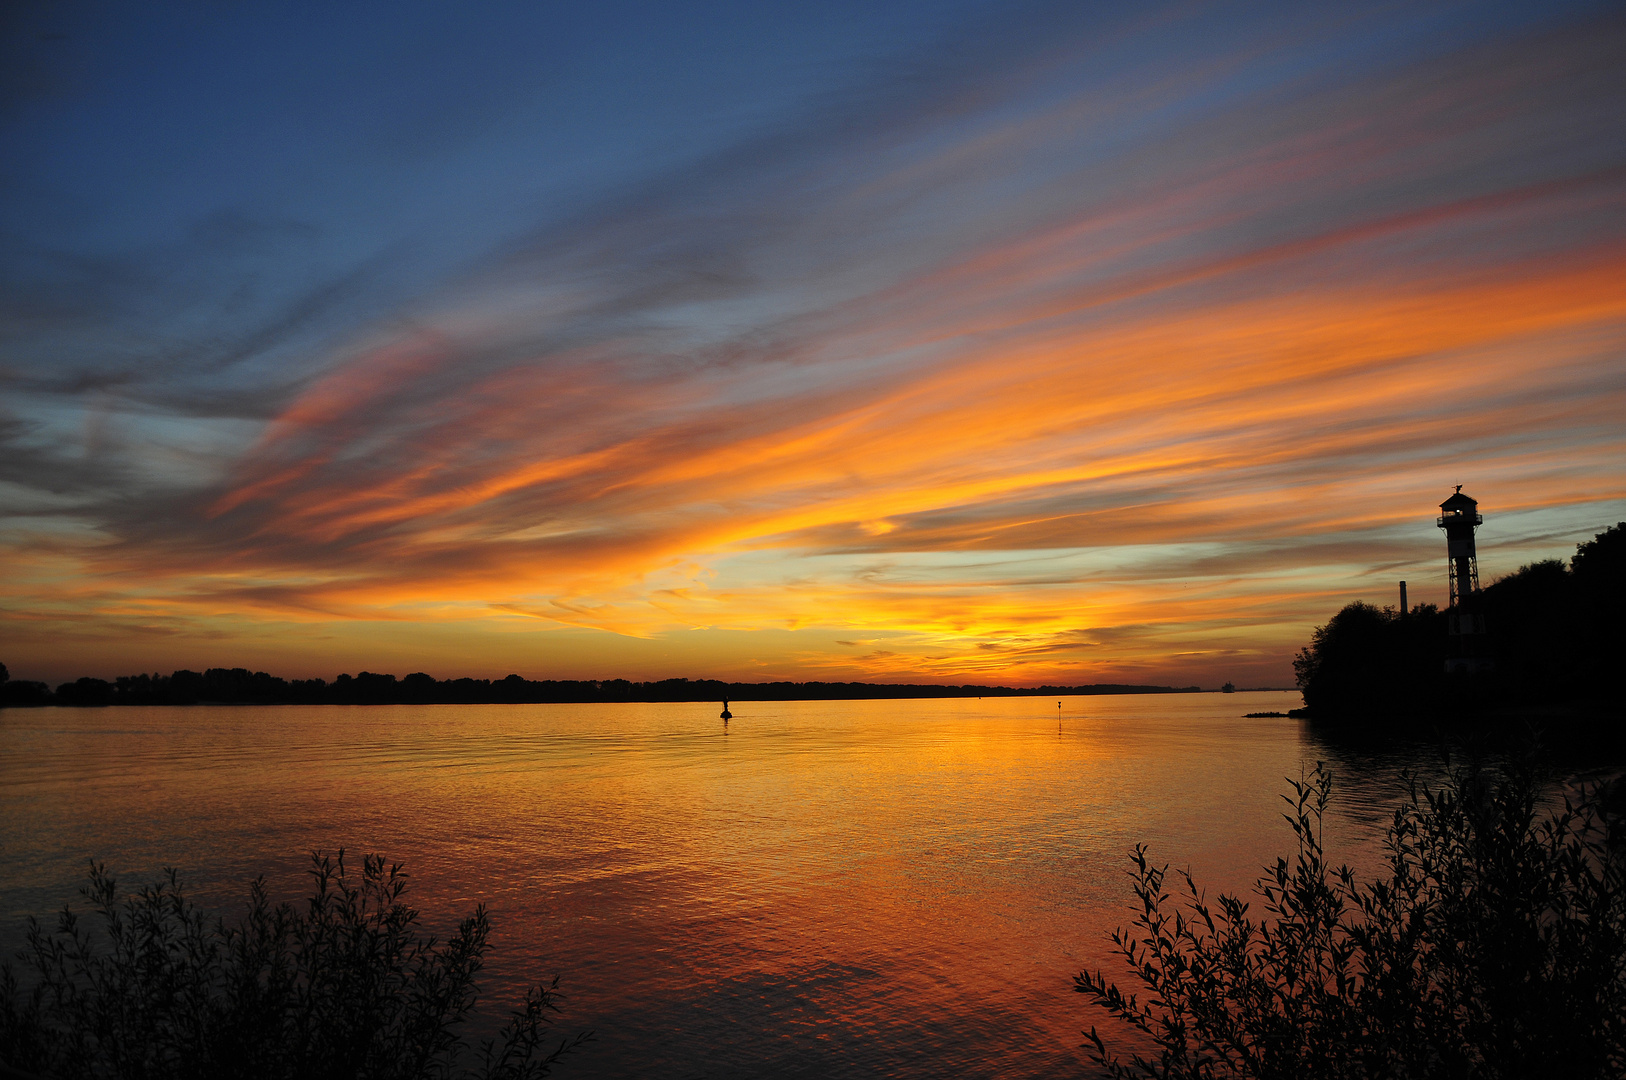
1294 521 1626 722
0 664 1200 708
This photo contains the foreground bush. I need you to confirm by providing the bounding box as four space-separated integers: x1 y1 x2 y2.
0 852 588 1080
1076 761 1626 1079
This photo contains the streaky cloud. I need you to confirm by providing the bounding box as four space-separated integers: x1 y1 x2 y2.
3 2 1624 685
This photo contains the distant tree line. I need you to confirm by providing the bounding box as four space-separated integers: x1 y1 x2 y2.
1294 522 1626 719
0 664 1201 708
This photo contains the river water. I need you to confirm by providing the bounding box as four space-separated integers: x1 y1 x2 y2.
2 692 1440 1077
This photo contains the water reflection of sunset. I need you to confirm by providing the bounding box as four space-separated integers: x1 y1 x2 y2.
3 3 1623 686
1 695 1364 1075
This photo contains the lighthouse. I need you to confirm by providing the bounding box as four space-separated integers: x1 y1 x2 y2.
1437 486 1490 673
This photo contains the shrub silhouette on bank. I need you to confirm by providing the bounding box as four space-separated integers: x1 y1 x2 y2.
1076 760 1626 1079
0 853 588 1080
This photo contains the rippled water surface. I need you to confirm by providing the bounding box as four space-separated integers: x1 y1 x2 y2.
2 693 1429 1077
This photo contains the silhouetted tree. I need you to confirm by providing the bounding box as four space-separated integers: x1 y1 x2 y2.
0 674 53 707
1478 559 1576 691
401 672 437 704
1293 603 1446 717
54 677 115 707
1572 522 1626 690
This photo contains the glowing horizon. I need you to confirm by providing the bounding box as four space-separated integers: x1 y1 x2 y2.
3 1 1624 687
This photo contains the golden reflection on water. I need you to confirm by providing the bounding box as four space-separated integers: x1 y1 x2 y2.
1 693 1416 1077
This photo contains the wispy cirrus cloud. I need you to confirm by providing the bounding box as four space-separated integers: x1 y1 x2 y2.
2 2 1623 684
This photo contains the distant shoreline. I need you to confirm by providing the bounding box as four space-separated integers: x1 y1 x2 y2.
2 668 1232 708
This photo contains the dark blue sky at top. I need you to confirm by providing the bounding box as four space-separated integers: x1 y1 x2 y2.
6 2 997 401
3 0 1601 416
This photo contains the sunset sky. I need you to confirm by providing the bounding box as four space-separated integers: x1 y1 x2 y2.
3 0 1624 688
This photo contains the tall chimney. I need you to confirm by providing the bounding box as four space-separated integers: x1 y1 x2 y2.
1399 580 1408 615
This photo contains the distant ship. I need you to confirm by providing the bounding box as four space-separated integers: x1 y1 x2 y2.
1221 682 1236 693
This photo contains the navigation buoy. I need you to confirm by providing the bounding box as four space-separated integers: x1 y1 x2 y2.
720 700 732 721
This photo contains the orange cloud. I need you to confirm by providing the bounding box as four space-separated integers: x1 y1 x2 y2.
5 13 1624 686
